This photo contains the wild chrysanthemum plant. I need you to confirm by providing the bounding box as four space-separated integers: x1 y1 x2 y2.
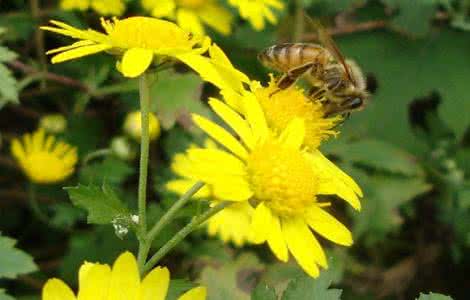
11 129 77 184
142 0 234 36
188 94 362 277
166 140 257 247
60 0 126 16
41 252 206 300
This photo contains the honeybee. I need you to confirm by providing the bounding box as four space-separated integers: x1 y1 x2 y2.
257 22 369 117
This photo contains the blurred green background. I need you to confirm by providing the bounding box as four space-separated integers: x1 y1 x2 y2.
0 0 469 299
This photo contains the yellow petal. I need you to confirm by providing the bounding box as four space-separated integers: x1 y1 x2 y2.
251 202 272 243
106 252 140 300
308 150 362 210
304 206 353 246
278 118 305 150
208 98 254 149
120 48 154 78
242 93 268 142
78 263 112 300
178 286 207 300
211 179 253 201
148 0 176 17
42 278 76 300
51 44 112 64
165 179 211 199
198 3 233 35
192 114 248 160
46 40 96 55
10 138 26 164
140 266 170 300
187 148 247 176
176 9 205 36
282 218 326 277
267 215 288 262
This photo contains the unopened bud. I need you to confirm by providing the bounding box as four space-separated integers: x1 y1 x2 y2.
110 136 136 161
39 114 67 134
123 111 160 142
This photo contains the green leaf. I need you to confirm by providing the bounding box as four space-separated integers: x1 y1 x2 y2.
167 279 198 300
350 170 431 245
65 183 129 225
79 157 134 186
199 253 263 300
281 271 342 300
150 69 208 129
0 47 18 62
416 292 454 300
383 0 438 36
50 202 85 229
323 138 424 176
251 283 277 300
0 234 37 279
338 28 470 150
0 63 18 108
0 289 15 300
62 115 104 155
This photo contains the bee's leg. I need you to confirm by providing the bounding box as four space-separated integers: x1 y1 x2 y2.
273 62 315 95
308 86 327 101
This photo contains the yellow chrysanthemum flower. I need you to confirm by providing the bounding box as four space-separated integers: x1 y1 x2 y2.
142 0 233 36
124 111 161 141
40 17 211 78
252 77 341 149
166 140 257 247
11 129 77 184
188 94 362 277
228 0 284 31
60 0 126 16
41 251 206 300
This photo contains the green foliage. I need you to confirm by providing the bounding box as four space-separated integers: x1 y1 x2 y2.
65 183 130 225
0 289 15 300
0 234 37 279
79 157 134 185
383 0 438 36
150 69 209 129
0 46 19 108
199 253 263 300
416 293 454 300
281 271 342 300
251 283 277 300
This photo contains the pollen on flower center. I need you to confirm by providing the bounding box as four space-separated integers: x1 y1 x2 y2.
254 79 341 149
246 139 317 216
177 0 206 8
104 17 194 50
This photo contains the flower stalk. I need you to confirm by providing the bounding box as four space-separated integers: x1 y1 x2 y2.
136 72 151 270
143 201 231 273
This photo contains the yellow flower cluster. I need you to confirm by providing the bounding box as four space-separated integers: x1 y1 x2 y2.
60 0 126 16
42 252 206 300
166 44 362 277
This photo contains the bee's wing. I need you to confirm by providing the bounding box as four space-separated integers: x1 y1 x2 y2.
304 14 357 86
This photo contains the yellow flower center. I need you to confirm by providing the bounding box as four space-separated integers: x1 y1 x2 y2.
104 17 194 50
254 79 341 149
246 139 317 216
177 0 206 8
24 152 73 184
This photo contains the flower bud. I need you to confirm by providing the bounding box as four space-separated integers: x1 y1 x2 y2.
123 111 160 142
39 114 67 134
110 136 136 161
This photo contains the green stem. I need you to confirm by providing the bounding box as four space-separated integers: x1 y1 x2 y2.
293 0 305 42
28 183 49 224
143 201 231 273
146 181 205 243
30 0 47 89
81 148 111 166
136 73 152 271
